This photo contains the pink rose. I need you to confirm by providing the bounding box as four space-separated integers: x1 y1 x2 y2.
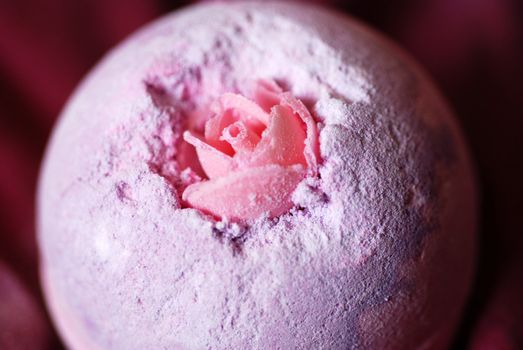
182 80 319 221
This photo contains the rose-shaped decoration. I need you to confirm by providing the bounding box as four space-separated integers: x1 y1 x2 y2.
182 80 319 221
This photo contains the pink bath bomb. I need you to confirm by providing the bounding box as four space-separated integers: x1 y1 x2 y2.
0 262 49 349
38 2 477 349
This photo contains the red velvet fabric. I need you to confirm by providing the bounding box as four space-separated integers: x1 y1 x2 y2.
0 0 521 348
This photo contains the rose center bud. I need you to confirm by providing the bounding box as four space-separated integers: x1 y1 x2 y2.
220 121 260 153
181 80 319 221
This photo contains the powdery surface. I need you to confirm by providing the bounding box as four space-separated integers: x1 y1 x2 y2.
0 262 49 350
38 2 477 349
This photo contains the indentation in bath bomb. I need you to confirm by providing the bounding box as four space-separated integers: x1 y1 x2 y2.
181 80 319 221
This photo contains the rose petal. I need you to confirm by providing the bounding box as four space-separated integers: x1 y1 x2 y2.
211 93 270 134
280 93 319 174
183 131 234 179
203 111 236 156
182 164 305 221
254 79 283 112
237 104 307 168
176 138 206 178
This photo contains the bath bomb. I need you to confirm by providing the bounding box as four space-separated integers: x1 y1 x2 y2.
38 2 477 349
0 261 49 349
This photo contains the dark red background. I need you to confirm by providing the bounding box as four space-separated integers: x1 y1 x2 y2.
1 0 522 348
